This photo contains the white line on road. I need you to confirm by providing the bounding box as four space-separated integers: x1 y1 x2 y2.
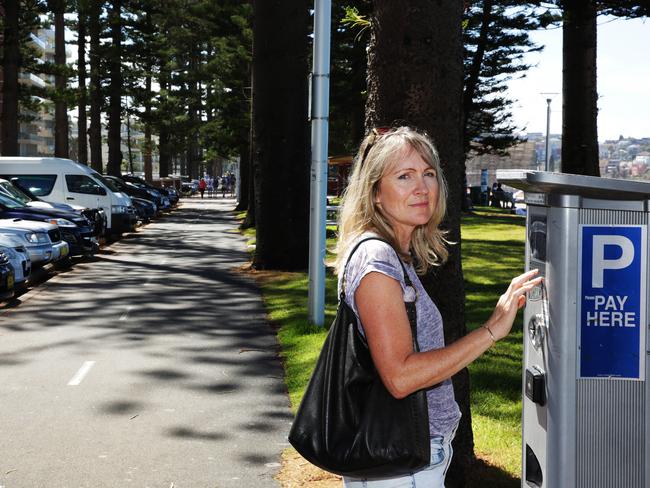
67 361 96 386
119 306 133 321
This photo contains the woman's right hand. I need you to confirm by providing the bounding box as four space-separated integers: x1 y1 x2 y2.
485 269 543 341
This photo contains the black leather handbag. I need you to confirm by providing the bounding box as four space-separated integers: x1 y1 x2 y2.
288 237 430 478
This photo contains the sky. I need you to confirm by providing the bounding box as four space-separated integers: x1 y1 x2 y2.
507 16 650 142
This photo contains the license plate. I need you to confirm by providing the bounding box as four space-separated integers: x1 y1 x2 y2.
7 273 14 290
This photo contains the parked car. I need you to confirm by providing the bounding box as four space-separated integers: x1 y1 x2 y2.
0 250 15 302
120 175 172 209
0 177 106 238
0 219 68 266
0 157 134 235
0 234 31 288
160 184 179 205
0 192 97 256
180 182 195 196
131 197 157 223
103 175 161 211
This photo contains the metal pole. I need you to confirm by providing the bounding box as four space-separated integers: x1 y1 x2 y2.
545 98 552 172
307 0 331 326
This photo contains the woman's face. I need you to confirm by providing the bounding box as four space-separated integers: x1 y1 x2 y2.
375 147 439 244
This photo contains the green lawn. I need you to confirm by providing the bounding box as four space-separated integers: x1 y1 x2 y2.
253 209 527 482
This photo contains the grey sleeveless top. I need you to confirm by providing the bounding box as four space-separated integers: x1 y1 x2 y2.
339 234 462 438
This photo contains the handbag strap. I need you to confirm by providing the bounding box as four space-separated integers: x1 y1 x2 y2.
340 236 420 352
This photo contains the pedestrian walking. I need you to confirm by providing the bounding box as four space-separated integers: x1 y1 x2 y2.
198 177 207 199
207 176 214 198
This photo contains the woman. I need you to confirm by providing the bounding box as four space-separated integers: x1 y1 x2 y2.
334 127 541 487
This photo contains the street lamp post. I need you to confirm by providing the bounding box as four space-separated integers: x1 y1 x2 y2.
307 0 332 327
540 92 558 172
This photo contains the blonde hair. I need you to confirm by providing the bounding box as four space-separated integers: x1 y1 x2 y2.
334 126 449 275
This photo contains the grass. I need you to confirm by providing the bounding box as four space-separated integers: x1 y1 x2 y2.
248 208 527 481
461 210 526 475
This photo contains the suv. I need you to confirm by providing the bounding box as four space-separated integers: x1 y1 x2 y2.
0 234 31 288
0 250 15 302
0 178 106 238
0 191 97 256
0 219 68 266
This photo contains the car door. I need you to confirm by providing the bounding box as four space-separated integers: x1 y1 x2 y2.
64 174 105 211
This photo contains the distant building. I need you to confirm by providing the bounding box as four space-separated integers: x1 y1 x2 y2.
0 29 65 157
465 135 561 188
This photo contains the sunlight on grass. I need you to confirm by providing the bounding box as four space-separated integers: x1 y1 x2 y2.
250 209 527 479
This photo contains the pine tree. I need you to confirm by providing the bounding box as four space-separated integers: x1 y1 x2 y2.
106 0 122 175
366 2 469 483
76 0 89 164
251 0 310 270
1 0 22 155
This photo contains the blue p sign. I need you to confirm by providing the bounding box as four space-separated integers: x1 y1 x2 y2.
580 226 646 379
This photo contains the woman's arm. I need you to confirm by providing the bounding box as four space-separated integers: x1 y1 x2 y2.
355 269 541 399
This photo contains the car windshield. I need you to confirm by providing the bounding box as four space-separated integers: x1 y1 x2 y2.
127 181 147 190
0 192 27 209
106 177 127 191
0 182 31 205
91 172 119 193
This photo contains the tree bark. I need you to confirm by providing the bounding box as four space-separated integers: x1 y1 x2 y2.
88 0 103 172
52 0 69 158
1 0 21 156
561 0 599 176
158 73 170 178
77 0 88 164
143 74 153 181
142 8 153 182
235 68 253 212
242 121 256 229
107 0 122 176
251 0 310 270
367 2 470 485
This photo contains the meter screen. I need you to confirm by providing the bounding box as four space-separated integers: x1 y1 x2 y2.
528 214 547 263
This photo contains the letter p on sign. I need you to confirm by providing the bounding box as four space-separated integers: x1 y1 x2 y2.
592 235 634 288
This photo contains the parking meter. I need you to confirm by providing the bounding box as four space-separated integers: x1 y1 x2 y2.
497 170 650 488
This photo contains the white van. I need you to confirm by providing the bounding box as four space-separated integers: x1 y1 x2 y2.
0 157 136 235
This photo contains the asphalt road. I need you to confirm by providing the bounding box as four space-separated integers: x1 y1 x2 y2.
0 197 291 488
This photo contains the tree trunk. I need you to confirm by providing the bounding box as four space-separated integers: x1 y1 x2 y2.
158 75 170 178
158 128 170 178
1 0 21 156
235 138 250 211
88 0 103 172
107 0 122 176
241 121 255 229
52 0 69 158
77 0 88 164
561 0 599 176
126 108 133 174
235 68 253 212
251 0 310 270
367 2 470 485
144 74 153 181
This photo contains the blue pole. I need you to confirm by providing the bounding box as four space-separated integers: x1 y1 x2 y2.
307 0 331 326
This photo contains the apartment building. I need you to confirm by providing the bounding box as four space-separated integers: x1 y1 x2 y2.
0 28 60 156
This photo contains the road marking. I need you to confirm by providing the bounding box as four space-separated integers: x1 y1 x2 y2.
68 361 96 386
119 306 133 321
